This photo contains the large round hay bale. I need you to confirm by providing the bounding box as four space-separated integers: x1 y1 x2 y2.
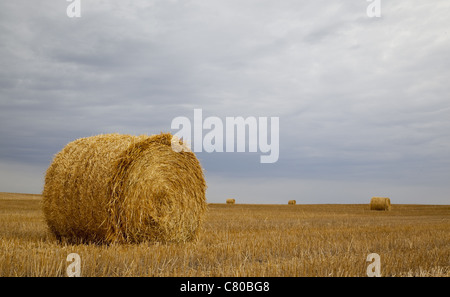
288 200 296 205
370 197 391 211
226 199 235 205
42 133 207 244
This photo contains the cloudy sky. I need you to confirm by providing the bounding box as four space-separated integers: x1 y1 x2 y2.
1 0 449 204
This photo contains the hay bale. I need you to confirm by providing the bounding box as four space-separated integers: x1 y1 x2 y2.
288 200 296 205
226 199 235 205
42 133 207 244
370 197 391 211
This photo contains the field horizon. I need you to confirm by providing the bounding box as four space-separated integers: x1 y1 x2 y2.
0 191 448 206
1 192 449 277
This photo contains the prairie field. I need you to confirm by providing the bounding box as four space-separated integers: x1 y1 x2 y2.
0 192 449 277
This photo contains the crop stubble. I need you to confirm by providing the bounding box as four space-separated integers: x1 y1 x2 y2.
0 193 449 277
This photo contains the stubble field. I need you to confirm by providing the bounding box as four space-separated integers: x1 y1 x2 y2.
0 192 448 277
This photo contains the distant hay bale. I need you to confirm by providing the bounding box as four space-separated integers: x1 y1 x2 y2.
42 133 207 244
288 200 296 205
226 199 235 205
370 197 391 211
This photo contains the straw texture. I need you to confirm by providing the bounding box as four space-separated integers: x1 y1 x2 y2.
42 133 207 244
370 197 391 211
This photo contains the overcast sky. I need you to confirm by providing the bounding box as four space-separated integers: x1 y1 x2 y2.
1 0 449 204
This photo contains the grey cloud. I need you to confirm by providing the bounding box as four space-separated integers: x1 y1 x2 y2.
0 1 449 203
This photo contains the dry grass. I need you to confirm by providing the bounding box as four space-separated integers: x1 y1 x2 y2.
0 192 449 277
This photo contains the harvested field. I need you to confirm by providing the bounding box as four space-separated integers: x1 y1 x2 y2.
0 192 449 277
